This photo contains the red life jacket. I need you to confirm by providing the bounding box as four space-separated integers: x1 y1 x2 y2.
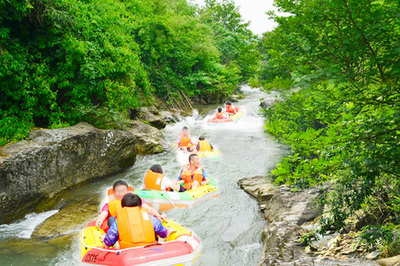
143 170 164 191
225 105 237 114
215 112 225 119
180 164 204 190
117 207 157 248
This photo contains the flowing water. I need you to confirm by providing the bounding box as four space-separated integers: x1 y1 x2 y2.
0 86 286 266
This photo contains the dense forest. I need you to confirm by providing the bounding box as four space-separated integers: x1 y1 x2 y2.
0 0 259 145
2 0 400 258
260 0 400 256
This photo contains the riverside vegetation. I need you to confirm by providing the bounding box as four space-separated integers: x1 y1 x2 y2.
2 0 400 263
0 0 260 145
258 0 400 259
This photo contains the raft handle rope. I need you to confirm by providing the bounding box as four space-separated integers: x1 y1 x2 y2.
144 243 162 248
140 189 178 209
81 230 199 254
159 190 178 209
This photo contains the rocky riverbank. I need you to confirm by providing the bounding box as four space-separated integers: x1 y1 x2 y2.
238 176 387 266
0 108 181 224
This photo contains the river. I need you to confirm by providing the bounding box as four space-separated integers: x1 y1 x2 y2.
0 86 285 266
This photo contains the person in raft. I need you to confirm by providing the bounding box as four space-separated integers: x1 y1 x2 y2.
176 126 196 152
214 107 227 120
101 194 171 249
95 180 165 230
143 164 173 191
196 136 214 152
170 154 211 192
225 101 239 116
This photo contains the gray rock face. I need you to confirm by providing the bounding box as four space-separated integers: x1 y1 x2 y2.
127 120 165 154
32 193 100 239
0 123 137 224
159 110 181 124
238 176 377 266
138 107 167 129
377 255 400 266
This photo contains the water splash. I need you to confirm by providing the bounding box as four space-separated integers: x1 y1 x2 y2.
0 210 58 239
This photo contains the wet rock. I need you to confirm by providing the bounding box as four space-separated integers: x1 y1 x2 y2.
0 123 137 224
297 189 323 225
160 110 181 124
260 99 273 109
32 194 100 239
260 96 282 109
127 120 165 154
377 255 400 266
238 176 275 201
0 238 57 257
138 107 166 129
366 251 382 260
238 176 377 266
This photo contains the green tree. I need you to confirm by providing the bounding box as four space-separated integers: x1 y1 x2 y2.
261 0 400 248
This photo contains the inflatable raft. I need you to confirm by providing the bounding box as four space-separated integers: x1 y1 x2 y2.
207 109 243 125
176 149 220 164
80 219 201 265
197 149 221 159
175 149 191 165
136 178 218 211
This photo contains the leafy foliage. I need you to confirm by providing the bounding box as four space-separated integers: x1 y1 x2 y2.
0 0 257 145
261 0 400 251
360 224 400 256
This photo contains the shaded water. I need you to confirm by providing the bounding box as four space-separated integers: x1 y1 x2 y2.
0 86 285 265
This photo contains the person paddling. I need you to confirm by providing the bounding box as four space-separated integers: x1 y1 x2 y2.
143 164 172 191
176 126 196 152
225 101 239 116
101 194 171 249
95 180 165 231
196 136 214 152
170 154 210 192
214 107 226 120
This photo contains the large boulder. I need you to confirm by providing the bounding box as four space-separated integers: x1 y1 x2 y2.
0 123 137 224
377 255 400 266
127 120 165 154
32 193 100 239
160 110 181 124
138 107 167 129
238 176 375 266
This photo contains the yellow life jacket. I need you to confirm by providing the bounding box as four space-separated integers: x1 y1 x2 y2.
198 140 212 152
109 199 122 217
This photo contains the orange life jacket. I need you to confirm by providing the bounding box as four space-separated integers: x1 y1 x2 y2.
226 105 238 114
178 133 193 147
198 140 212 152
143 170 164 191
117 207 157 248
107 186 135 217
215 112 225 119
181 164 204 190
107 186 135 201
109 199 122 217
